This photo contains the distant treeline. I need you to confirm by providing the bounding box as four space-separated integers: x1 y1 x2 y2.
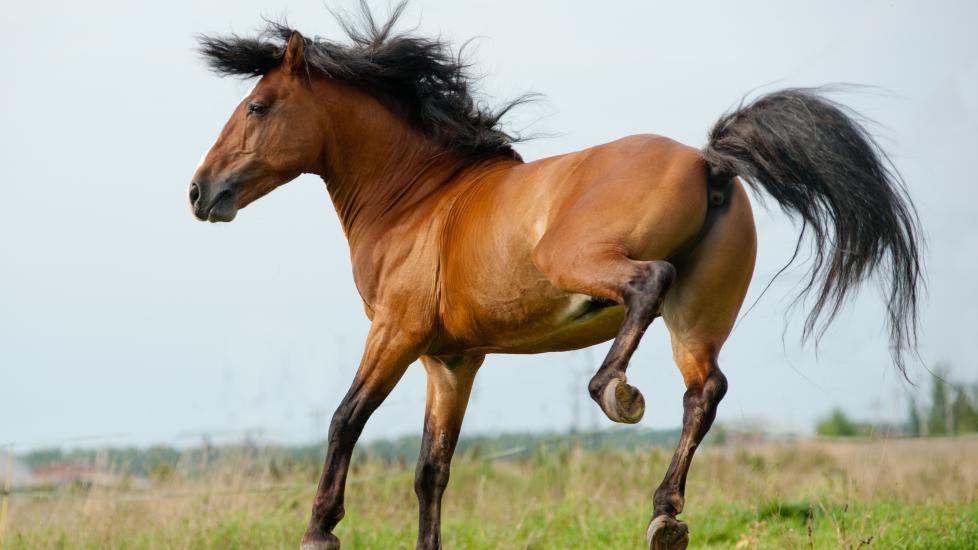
19 427 685 479
906 364 978 436
817 364 978 438
29 366 976 478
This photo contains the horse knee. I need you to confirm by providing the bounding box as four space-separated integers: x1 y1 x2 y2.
621 260 676 317
327 399 367 448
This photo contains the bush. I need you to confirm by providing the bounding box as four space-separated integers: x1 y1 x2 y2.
815 408 859 437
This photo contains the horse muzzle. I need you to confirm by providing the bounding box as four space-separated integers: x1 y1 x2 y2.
189 180 239 222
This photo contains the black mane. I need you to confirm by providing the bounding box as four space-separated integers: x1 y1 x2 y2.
197 2 531 159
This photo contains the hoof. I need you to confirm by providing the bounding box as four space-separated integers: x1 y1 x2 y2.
600 378 645 424
300 533 340 550
647 515 689 550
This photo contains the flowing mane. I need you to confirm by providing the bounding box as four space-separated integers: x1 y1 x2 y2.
197 2 531 159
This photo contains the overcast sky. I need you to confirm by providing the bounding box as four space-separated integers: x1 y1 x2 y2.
2 0 976 449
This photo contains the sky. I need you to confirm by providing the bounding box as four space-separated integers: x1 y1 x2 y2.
2 0 977 450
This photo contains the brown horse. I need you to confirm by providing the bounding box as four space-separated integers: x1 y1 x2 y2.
190 8 921 550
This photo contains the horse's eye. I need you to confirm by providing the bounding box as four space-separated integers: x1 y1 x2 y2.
247 102 268 115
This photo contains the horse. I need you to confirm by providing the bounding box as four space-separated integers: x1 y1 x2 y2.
190 6 921 550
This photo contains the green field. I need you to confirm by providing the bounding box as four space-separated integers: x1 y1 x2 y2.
4 437 977 549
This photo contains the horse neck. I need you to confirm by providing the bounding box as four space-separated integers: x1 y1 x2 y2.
310 79 457 246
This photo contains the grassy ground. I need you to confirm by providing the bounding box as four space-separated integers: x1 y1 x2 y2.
4 437 977 549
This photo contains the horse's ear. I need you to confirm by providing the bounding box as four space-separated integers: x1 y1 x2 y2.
283 31 305 74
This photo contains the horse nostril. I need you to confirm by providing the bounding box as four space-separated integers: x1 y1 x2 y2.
189 182 201 206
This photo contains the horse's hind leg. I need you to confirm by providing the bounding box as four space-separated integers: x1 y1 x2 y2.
646 340 726 550
533 242 677 423
647 180 756 550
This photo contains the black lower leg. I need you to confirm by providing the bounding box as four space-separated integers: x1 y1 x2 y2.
415 423 458 550
303 390 383 546
653 368 727 518
589 260 676 423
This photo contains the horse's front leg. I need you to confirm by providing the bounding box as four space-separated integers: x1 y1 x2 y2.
533 242 676 424
414 355 483 550
300 320 423 550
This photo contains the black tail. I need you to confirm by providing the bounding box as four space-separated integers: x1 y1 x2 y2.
702 87 922 376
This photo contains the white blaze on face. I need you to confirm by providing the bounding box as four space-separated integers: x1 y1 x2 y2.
194 146 212 172
195 82 258 174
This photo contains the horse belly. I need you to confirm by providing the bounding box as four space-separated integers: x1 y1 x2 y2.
507 294 625 353
438 282 625 355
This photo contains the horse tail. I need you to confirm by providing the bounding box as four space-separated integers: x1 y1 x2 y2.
701 87 923 376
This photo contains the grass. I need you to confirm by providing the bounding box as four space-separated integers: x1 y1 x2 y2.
4 437 977 549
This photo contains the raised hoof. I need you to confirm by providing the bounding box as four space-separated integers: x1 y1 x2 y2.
647 515 689 550
300 533 340 550
600 378 645 424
